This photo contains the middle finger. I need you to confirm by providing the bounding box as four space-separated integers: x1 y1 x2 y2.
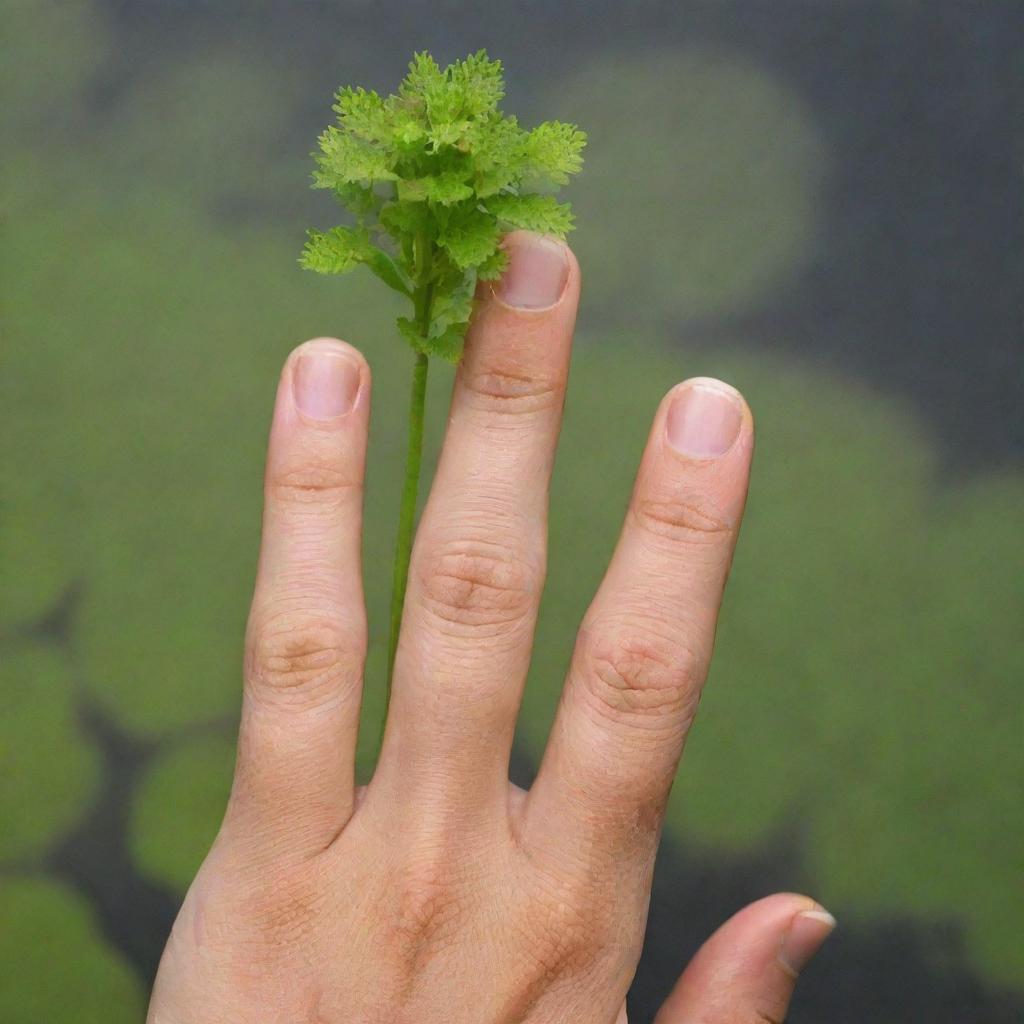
374 231 579 812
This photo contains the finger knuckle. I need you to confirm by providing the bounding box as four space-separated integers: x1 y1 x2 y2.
578 625 705 729
266 462 361 507
631 489 731 544
419 541 540 631
461 365 562 416
246 612 363 709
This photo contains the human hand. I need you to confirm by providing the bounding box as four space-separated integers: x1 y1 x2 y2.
147 232 834 1023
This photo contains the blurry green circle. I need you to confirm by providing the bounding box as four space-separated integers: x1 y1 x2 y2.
0 876 143 1022
0 644 100 861
0 473 82 630
551 49 826 324
78 515 253 735
131 734 236 891
811 474 1024 985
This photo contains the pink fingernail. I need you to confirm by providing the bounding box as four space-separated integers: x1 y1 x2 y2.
494 233 569 310
292 346 361 419
778 908 836 977
666 378 743 458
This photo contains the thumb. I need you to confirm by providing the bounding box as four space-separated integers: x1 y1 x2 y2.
654 893 835 1024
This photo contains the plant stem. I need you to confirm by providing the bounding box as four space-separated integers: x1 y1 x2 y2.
385 234 435 713
386 348 429 704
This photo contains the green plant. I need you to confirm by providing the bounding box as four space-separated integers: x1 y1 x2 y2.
299 50 585 700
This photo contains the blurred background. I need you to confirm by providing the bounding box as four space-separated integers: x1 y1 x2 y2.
3 1 1023 1020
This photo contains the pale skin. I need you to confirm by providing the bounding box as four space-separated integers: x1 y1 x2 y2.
147 232 835 1023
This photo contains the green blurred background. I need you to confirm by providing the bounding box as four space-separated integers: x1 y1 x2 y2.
2 1 1022 1020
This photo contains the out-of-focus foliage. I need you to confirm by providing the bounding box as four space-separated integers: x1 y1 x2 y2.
3 0 1022 1005
0 644 100 860
0 878 144 1022
132 735 237 889
554 51 825 326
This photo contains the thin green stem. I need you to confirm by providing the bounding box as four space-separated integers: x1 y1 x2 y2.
385 349 429 702
385 233 434 713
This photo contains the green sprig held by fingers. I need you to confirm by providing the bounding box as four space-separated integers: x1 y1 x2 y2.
300 50 586 710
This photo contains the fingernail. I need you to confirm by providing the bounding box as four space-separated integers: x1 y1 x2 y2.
292 346 361 419
778 908 836 978
494 233 569 310
666 378 743 458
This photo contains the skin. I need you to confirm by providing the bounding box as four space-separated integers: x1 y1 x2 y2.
147 232 834 1023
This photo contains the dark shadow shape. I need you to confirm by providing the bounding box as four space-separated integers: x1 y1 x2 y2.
513 747 1024 1022
17 578 85 644
44 695 180 986
631 822 1024 1023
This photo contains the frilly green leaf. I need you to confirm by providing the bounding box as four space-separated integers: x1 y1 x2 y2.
299 226 374 274
300 227 411 296
397 172 474 205
485 193 575 236
301 50 585 357
437 208 501 270
476 246 509 281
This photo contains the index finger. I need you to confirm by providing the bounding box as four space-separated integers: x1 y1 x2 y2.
525 377 754 857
